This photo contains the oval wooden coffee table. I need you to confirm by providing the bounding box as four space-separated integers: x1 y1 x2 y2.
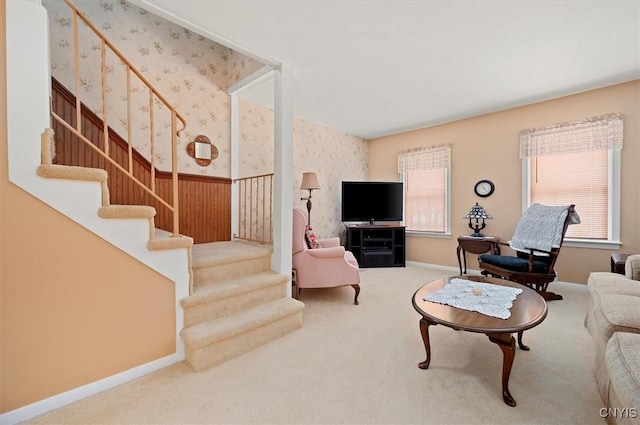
412 275 547 407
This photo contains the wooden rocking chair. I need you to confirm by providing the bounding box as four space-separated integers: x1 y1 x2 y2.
478 204 579 301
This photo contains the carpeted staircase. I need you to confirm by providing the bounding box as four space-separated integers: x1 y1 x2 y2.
36 128 194 253
180 241 304 371
37 128 304 373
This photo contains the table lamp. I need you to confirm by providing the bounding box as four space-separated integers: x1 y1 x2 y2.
464 203 492 237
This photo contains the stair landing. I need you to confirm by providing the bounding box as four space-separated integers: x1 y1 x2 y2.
192 241 272 268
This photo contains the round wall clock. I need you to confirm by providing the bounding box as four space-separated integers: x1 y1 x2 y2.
474 179 495 197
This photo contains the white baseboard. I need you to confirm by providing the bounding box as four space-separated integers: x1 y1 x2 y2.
406 260 479 275
0 353 185 425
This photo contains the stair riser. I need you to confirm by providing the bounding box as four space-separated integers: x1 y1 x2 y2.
183 282 288 327
193 256 271 285
185 311 303 372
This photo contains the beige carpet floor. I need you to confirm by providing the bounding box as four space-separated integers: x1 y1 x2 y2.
24 266 604 425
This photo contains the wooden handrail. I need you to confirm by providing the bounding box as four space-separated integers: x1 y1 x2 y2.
63 0 187 133
51 112 175 212
55 0 187 236
234 174 274 244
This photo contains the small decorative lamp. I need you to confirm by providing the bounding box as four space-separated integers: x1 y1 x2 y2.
464 203 492 237
300 172 321 225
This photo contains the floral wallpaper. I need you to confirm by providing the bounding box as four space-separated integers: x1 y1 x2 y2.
43 0 368 239
239 99 368 238
43 0 262 177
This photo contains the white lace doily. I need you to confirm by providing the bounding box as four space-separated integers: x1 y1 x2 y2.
424 278 522 319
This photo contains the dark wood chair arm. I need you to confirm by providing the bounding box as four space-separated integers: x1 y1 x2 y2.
524 247 559 272
523 246 559 257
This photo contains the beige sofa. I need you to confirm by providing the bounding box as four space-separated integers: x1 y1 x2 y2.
585 255 640 425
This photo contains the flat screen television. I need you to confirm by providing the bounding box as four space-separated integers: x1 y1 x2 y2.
341 181 403 224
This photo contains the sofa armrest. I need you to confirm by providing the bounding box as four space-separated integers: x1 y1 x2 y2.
625 254 640 281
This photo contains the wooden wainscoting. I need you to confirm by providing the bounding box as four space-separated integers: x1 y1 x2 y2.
51 78 230 243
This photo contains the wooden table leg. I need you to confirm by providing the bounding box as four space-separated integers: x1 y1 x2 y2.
540 291 563 301
462 250 467 274
456 246 464 275
488 333 517 407
517 330 529 351
418 318 436 369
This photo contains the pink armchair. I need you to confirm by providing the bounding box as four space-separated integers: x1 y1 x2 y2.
292 208 360 304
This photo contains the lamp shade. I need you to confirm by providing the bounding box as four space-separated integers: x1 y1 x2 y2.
300 172 321 190
464 203 492 220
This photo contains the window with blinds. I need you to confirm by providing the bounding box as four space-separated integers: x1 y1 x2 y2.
530 150 608 239
398 145 451 233
521 114 622 242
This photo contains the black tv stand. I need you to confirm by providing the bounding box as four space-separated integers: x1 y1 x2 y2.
346 225 405 268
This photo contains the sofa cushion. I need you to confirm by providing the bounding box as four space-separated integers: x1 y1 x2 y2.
586 272 640 405
588 272 640 297
585 271 640 412
605 332 640 424
593 294 640 339
478 254 548 273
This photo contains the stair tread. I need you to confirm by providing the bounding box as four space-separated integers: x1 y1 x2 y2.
36 164 108 182
148 235 194 251
192 241 272 268
180 298 304 349
98 205 156 219
181 271 288 307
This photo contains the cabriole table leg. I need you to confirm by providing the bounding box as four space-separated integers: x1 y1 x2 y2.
418 318 436 369
488 332 517 407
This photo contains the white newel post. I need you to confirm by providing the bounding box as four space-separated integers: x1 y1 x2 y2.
230 93 240 239
273 64 294 296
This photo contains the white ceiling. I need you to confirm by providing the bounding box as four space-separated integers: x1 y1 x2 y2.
135 1 640 140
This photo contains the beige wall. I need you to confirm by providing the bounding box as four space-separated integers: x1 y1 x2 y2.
369 81 640 284
0 4 177 413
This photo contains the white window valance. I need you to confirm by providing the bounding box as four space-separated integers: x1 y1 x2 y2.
519 113 623 159
398 144 451 173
